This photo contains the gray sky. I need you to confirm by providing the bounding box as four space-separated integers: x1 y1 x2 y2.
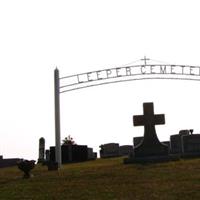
1 0 200 159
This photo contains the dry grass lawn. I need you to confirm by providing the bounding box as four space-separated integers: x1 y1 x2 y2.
0 157 200 199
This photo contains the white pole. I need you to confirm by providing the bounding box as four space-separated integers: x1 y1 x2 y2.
54 68 61 167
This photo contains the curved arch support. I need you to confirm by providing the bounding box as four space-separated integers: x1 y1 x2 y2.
59 64 200 93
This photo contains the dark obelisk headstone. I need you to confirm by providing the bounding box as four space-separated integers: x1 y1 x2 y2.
38 137 45 163
133 102 168 157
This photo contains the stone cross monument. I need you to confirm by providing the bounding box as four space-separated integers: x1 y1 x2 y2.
123 102 178 164
133 102 168 157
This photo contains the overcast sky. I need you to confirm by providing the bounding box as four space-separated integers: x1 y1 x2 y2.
1 1 200 160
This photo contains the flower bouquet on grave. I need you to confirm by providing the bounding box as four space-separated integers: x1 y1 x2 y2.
62 135 76 145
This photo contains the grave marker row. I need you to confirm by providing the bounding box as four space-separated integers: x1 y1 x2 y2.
133 133 200 158
171 131 200 158
0 156 22 168
48 144 97 164
40 102 200 165
99 143 133 158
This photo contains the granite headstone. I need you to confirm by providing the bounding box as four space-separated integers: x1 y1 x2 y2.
124 102 179 164
100 143 120 158
119 145 133 156
38 137 45 163
182 134 200 157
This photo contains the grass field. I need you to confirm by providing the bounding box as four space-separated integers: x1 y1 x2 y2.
0 157 200 200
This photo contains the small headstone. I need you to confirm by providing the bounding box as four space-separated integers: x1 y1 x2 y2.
170 130 190 154
87 148 97 160
50 146 56 163
45 150 50 161
61 145 72 163
170 135 182 154
119 145 133 156
94 152 97 159
71 145 88 162
0 157 22 168
38 137 45 163
49 144 89 163
182 134 200 158
100 143 120 158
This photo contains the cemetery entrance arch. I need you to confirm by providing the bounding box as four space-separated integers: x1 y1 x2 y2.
54 61 200 166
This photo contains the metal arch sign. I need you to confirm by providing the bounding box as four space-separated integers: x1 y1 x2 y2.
54 61 200 167
59 64 200 93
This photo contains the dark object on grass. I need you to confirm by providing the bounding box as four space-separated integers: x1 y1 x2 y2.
17 160 36 178
47 161 58 171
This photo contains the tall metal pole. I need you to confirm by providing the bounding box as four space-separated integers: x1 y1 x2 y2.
54 68 61 167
